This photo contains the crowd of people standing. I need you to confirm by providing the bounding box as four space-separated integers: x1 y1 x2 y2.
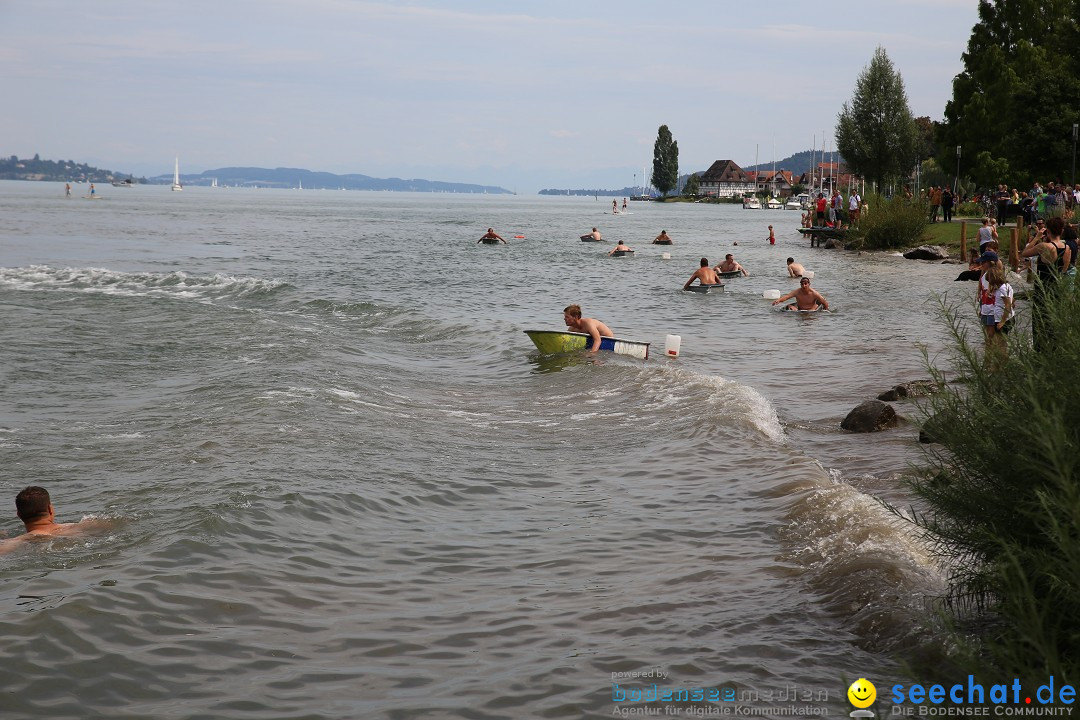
801 188 864 229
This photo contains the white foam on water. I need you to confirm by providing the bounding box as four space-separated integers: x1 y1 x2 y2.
0 265 288 302
642 365 785 442
780 468 948 650
256 387 317 401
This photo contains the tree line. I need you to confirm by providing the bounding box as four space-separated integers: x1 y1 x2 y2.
0 154 141 183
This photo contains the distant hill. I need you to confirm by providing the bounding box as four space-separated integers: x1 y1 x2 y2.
744 150 842 177
152 166 512 194
538 187 654 198
0 154 143 183
1 154 511 194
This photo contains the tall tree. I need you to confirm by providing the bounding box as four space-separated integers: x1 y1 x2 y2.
651 125 679 196
682 173 700 196
939 0 1080 186
835 47 919 192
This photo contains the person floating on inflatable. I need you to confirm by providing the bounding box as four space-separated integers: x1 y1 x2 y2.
772 277 829 311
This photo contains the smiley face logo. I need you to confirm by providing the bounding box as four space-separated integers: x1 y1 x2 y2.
847 678 876 708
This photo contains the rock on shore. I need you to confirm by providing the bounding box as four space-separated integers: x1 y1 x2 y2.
903 245 950 261
841 399 899 433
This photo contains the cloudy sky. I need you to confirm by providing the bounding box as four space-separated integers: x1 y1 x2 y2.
1 0 978 192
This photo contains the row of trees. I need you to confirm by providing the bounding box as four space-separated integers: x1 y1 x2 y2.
656 0 1080 196
0 154 139 183
840 2 1080 192
939 0 1080 188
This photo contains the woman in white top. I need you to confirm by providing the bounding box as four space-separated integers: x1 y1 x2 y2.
977 217 998 252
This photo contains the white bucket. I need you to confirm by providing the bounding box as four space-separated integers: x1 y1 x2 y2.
665 334 681 357
763 289 781 300
661 252 671 260
804 270 815 279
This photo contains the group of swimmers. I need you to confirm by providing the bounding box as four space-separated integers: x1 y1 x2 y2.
680 255 827 310
681 255 750 289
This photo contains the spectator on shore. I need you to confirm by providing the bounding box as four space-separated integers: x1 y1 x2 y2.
1023 216 1070 351
983 262 1016 369
831 190 844 227
955 247 982 282
977 250 1001 338
978 217 998 253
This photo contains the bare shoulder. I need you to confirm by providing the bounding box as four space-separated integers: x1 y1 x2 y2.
7 518 115 549
0 536 27 554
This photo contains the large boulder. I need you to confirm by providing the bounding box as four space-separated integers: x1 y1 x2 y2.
903 245 950 260
841 400 899 433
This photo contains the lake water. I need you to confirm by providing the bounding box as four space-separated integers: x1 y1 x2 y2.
0 182 968 718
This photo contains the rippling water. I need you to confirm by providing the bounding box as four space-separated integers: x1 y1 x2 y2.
0 182 969 718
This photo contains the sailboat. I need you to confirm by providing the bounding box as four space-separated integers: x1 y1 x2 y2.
631 165 651 201
171 156 183 191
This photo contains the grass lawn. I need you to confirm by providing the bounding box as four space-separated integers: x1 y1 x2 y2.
920 216 1028 258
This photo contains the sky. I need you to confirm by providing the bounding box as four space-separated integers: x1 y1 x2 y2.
0 0 980 193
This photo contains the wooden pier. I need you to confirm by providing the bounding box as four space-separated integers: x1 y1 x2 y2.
797 227 847 247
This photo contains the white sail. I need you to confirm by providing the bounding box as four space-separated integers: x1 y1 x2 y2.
171 156 183 191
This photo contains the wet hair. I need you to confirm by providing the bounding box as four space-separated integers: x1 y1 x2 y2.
487 228 494 233
700 258 709 267
592 227 597 232
786 257 795 264
562 304 582 318
16 486 50 522
725 254 734 260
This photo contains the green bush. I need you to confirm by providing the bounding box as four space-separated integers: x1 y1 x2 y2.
956 201 984 217
846 193 928 250
906 283 1080 681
